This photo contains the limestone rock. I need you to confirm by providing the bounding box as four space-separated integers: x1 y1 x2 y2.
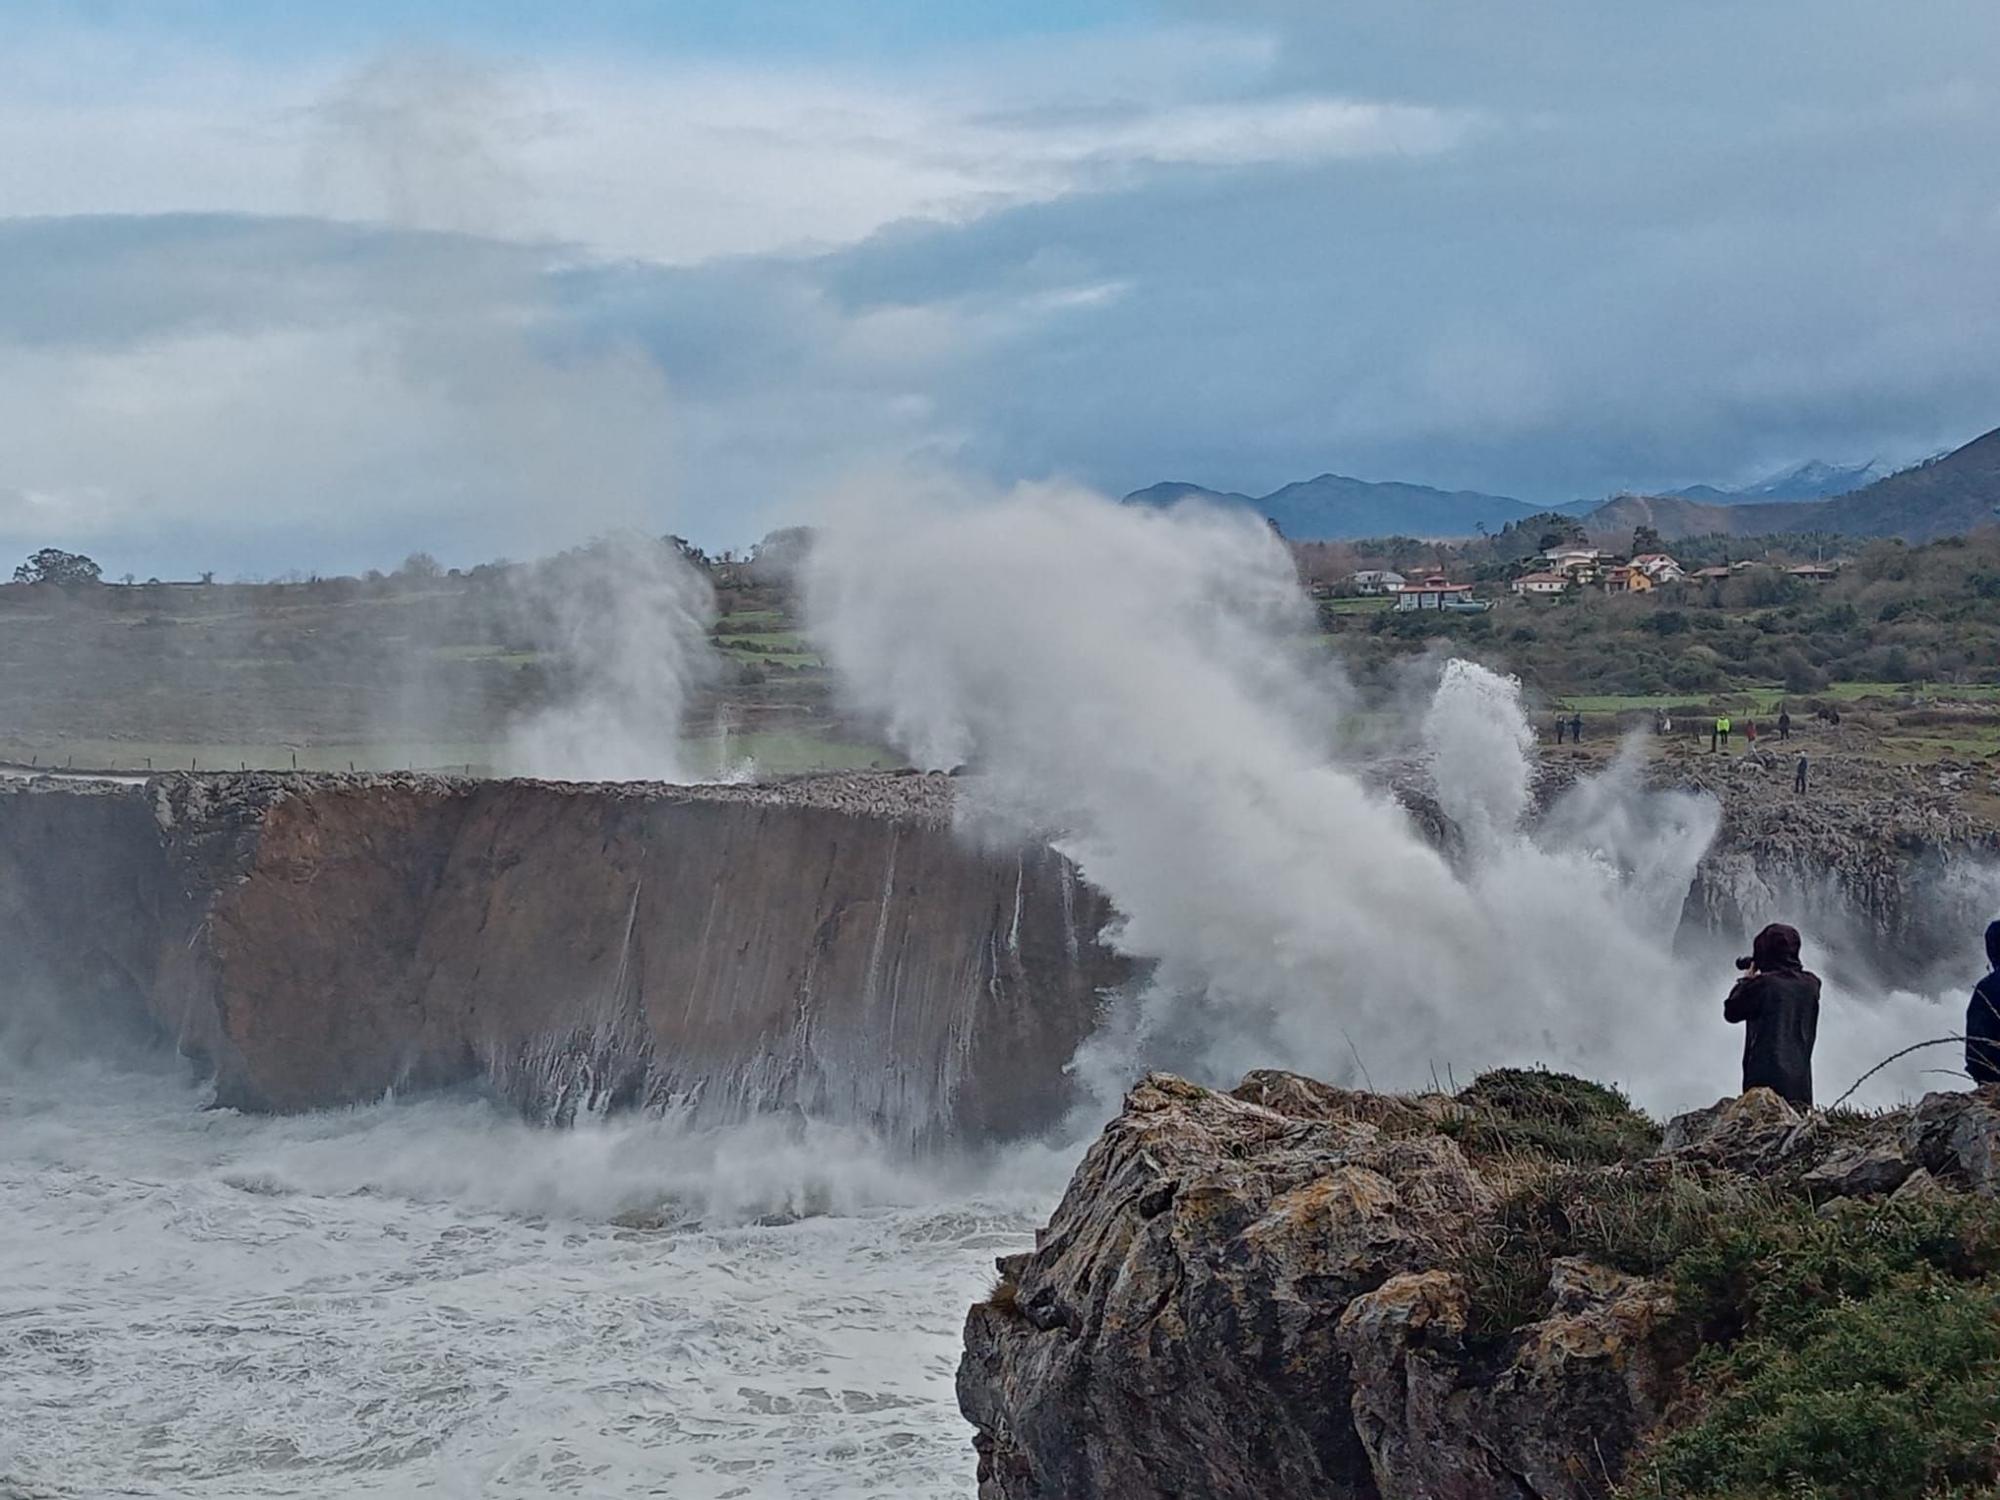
957 1072 1683 1500
1905 1087 2000 1196
1659 1088 1806 1167
958 1073 1492 1500
0 771 1128 1139
1801 1142 1916 1197
1340 1258 1675 1500
961 1071 2000 1500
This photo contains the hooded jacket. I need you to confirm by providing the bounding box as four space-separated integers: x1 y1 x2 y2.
1969 920 2000 1087
1724 923 1820 1107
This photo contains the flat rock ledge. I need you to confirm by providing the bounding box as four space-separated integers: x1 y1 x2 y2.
958 1071 2000 1500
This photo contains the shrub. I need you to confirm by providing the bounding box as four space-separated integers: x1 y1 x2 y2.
1451 1067 1662 1168
1456 1164 1776 1338
1627 1196 2000 1500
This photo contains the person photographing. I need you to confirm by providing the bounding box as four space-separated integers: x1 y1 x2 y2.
1724 923 1820 1107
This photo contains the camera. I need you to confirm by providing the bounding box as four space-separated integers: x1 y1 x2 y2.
1734 955 1755 971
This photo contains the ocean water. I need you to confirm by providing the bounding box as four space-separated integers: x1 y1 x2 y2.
0 1057 1068 1499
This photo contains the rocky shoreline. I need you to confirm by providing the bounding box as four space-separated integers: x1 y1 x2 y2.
3 759 1995 1129
0 770 1124 1138
959 1069 2000 1500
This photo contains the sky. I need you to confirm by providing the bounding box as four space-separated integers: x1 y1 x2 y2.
3 1 1999 577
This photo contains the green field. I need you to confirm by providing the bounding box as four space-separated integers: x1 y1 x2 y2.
0 727 897 779
1319 596 1394 614
0 739 501 774
682 730 897 777
1558 681 2000 714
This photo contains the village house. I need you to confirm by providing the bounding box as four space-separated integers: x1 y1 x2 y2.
1630 552 1685 582
1350 569 1406 596
1511 570 1570 598
1690 565 1734 582
1601 565 1654 595
1541 547 1606 585
1543 546 1603 574
1392 574 1477 611
1788 563 1838 583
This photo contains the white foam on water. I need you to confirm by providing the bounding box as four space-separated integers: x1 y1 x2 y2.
0 1056 1067 1499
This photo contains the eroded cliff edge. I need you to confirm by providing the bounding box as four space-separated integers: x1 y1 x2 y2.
3 755 1994 1134
0 771 1128 1138
959 1071 2000 1500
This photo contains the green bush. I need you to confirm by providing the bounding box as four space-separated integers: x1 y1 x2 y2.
1451 1067 1662 1167
1622 1196 2000 1500
1457 1164 1776 1338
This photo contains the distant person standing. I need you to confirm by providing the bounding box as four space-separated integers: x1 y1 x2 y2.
1710 719 1720 753
1569 712 1583 743
1746 720 1758 747
1719 715 1733 750
1794 753 1809 795
1554 715 1567 745
1778 708 1792 741
1968 920 2000 1087
1725 923 1821 1107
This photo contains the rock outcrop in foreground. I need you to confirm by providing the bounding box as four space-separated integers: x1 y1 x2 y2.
960 1070 2000 1500
0 771 1126 1139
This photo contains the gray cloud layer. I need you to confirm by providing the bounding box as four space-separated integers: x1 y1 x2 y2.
2 5 1998 574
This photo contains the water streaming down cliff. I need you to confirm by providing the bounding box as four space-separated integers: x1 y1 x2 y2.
0 770 1128 1146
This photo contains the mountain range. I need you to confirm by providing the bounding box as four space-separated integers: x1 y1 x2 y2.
1123 476 1543 540
1125 435 1997 544
1663 458 1891 505
1586 427 2000 544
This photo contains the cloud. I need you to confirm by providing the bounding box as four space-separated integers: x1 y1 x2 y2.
2 5 1999 575
0 23 1468 264
0 217 678 576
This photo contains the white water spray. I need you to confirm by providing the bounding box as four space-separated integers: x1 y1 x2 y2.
501 534 717 782
806 481 1963 1114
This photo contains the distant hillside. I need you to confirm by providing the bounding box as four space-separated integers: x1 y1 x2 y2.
1583 427 2000 543
1124 481 1257 510
1806 428 2000 540
1667 458 1891 506
1124 474 1540 540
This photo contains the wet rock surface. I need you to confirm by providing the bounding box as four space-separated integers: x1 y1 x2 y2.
958 1073 2000 1500
0 770 1123 1137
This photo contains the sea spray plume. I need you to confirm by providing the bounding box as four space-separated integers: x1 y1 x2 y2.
806 483 1749 1113
1422 659 1536 860
1535 736 1722 928
501 534 718 781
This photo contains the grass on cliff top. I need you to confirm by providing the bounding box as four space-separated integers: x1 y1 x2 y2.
1448 1146 2000 1500
1445 1066 1662 1168
1620 1194 2000 1500
1437 1073 2000 1498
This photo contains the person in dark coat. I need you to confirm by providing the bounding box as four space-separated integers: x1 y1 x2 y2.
1554 715 1566 745
1778 709 1792 741
1968 920 2000 1087
1569 712 1583 743
1794 753 1808 795
1724 922 1821 1107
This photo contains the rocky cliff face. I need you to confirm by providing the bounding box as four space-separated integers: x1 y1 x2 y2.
0 771 1127 1140
1388 743 2000 987
959 1071 2000 1500
1664 749 2000 986
4 749 1994 1132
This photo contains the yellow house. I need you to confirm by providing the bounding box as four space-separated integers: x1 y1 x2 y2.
1602 566 1654 595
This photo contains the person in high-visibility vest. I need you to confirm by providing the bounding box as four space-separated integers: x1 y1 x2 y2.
1718 715 1733 749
